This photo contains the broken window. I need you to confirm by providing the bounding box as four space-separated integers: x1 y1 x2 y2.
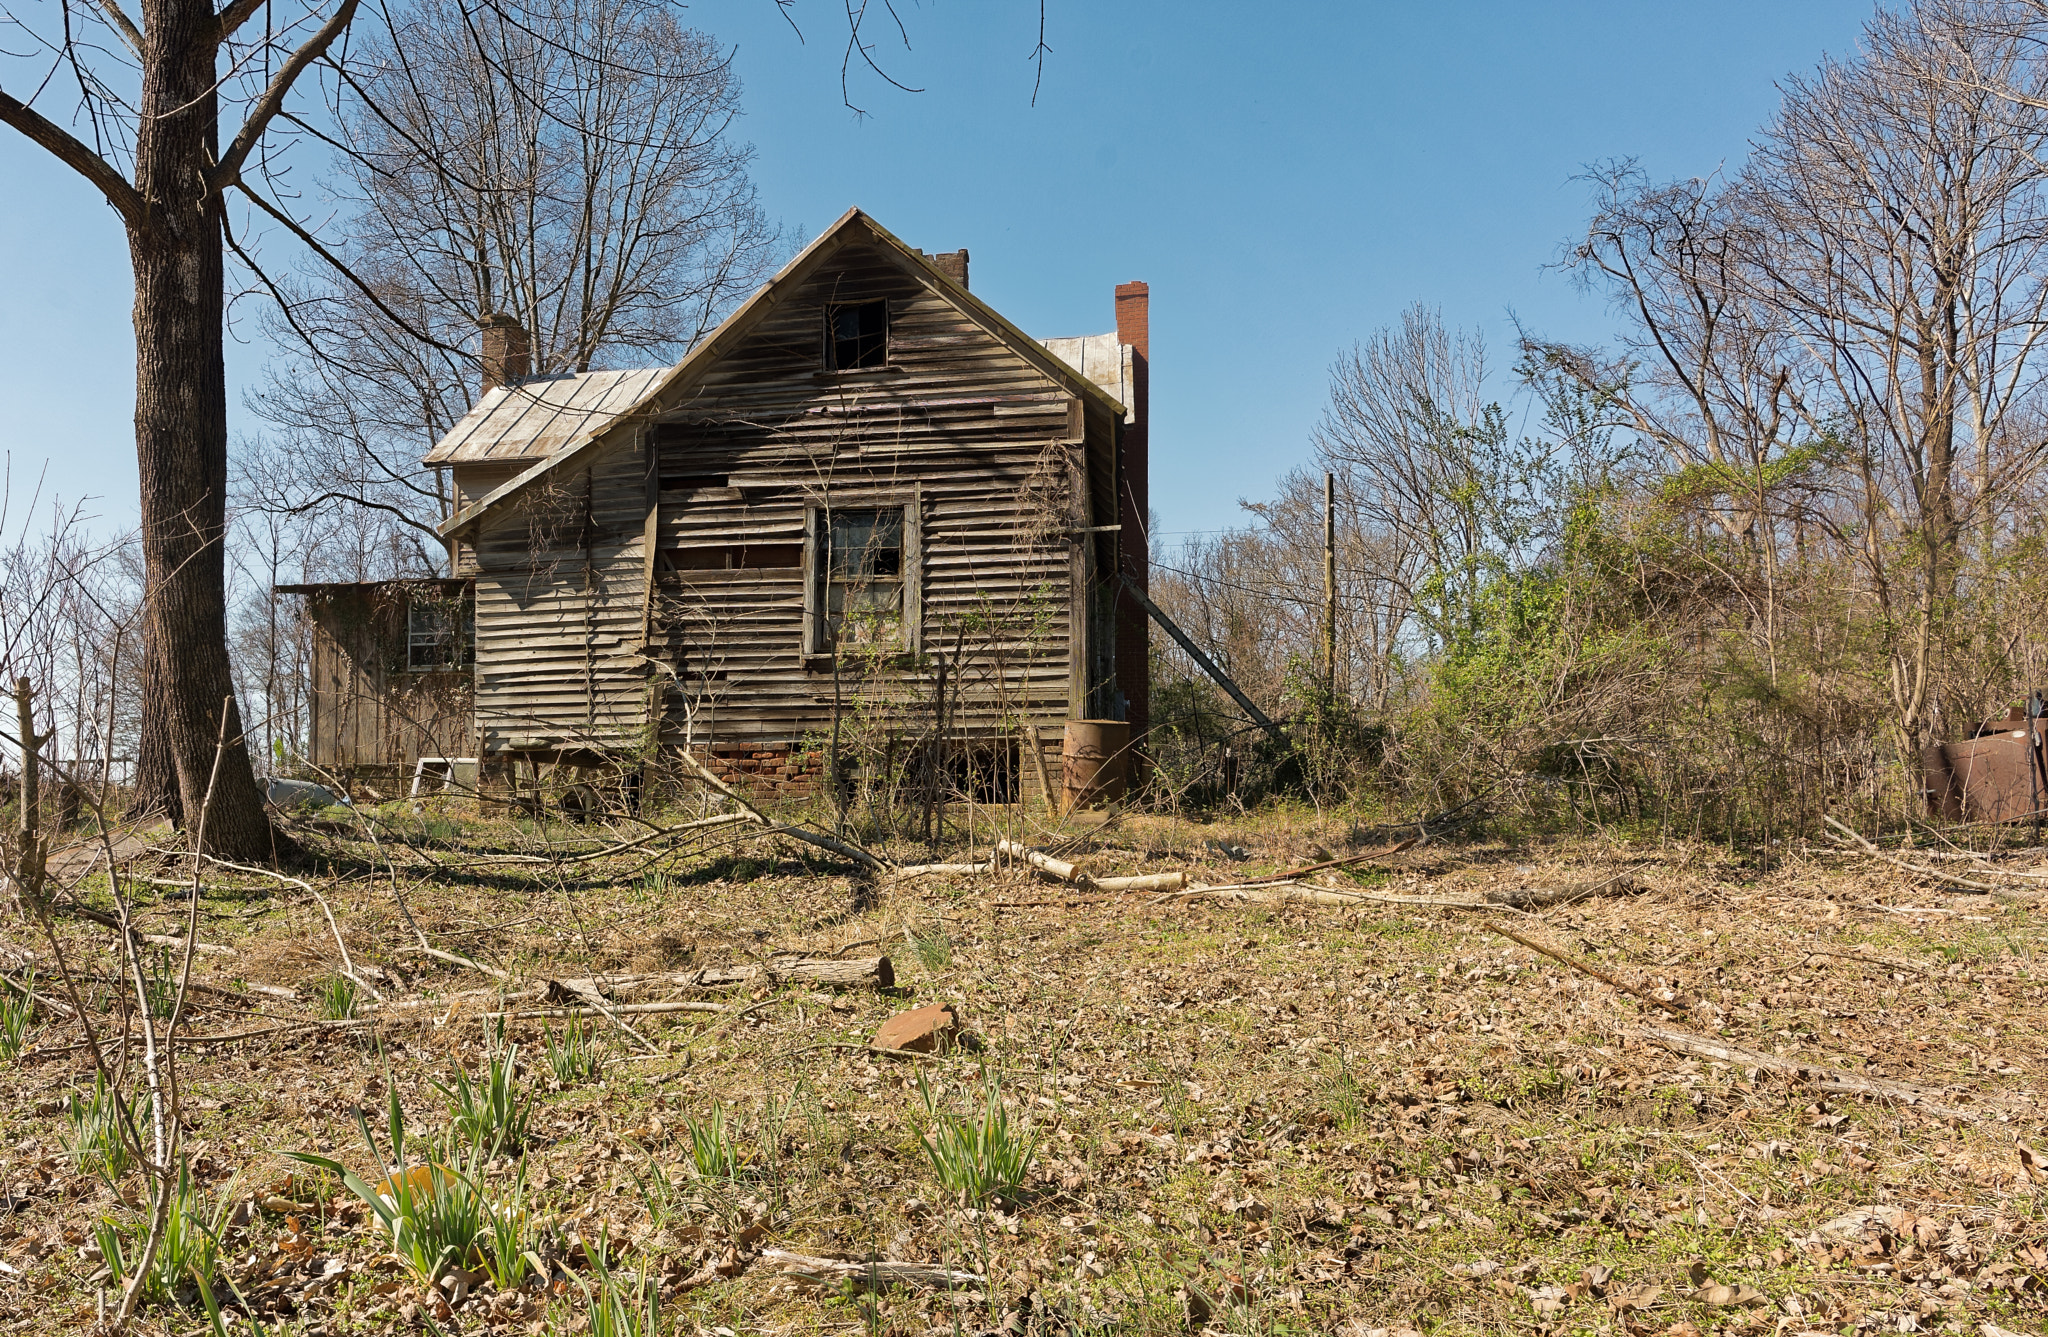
407 592 474 672
826 300 888 370
824 509 903 648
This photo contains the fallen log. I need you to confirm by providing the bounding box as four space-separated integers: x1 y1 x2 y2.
544 955 894 1001
1090 871 1186 893
1635 1023 1995 1122
996 838 1087 884
1176 882 1495 908
760 1249 981 1291
1488 871 1644 908
483 1000 734 1021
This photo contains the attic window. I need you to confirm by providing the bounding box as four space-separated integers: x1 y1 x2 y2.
827 301 889 370
407 593 474 672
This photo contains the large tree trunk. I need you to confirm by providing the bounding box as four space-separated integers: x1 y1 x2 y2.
130 0 289 862
129 620 184 826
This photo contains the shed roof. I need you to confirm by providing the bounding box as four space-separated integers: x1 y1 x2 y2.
438 208 1133 540
421 368 668 467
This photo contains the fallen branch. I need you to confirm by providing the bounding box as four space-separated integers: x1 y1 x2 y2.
403 944 512 980
1488 920 1696 1014
1822 816 2001 893
481 1000 733 1021
890 862 991 879
1246 837 1418 884
1635 1024 1995 1121
456 812 752 866
306 883 383 1004
544 956 895 999
670 748 887 871
760 1248 981 1291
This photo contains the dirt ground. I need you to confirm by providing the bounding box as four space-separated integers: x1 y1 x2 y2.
2 805 2045 1337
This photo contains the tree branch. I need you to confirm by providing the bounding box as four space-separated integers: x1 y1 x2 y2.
210 0 360 195
88 0 145 58
214 0 271 41
0 86 143 227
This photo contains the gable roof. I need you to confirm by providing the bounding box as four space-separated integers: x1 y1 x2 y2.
438 208 1129 539
423 368 668 467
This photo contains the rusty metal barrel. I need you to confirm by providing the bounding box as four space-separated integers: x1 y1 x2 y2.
1061 719 1130 810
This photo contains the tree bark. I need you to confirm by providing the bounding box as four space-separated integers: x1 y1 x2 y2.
128 0 290 862
130 616 183 826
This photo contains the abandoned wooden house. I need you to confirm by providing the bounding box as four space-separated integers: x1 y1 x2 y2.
281 209 1153 808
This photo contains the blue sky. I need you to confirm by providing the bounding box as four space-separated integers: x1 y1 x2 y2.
0 0 1875 543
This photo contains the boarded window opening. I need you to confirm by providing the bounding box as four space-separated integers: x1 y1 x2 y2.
665 543 802 574
827 301 888 370
407 593 474 672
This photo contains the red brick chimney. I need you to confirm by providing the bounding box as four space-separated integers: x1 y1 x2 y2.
925 249 969 289
478 313 531 395
1114 281 1150 767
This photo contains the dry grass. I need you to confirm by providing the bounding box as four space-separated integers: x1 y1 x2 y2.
2 805 2046 1336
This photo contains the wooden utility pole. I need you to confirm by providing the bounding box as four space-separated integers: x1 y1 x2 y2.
1323 472 1337 691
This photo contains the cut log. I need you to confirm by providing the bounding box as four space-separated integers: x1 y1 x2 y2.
760 1249 981 1291
1091 871 1187 893
996 838 1086 883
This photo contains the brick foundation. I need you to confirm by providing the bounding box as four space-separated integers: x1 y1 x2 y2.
697 744 825 799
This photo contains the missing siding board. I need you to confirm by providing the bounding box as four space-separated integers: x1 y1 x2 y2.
663 543 802 574
660 473 728 492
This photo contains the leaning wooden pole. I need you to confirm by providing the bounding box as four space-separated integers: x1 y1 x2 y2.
1116 574 1287 747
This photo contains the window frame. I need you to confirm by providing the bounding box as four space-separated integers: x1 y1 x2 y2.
823 299 891 372
405 590 475 673
803 498 921 660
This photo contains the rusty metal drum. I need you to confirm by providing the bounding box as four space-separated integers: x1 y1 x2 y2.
1062 719 1130 810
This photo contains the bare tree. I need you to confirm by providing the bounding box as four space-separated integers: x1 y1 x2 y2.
0 0 369 855
1313 306 1548 653
248 0 782 562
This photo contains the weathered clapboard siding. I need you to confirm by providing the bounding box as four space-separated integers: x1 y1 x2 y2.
470 441 655 754
293 582 474 780
452 220 1129 773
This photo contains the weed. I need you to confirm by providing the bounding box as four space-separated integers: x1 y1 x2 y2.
584 1234 659 1337
479 1160 545 1291
917 1074 1036 1207
315 974 358 1022
287 1088 490 1286
0 977 35 1059
544 1013 602 1084
97 1157 232 1304
140 944 177 1018
911 927 953 972
627 1158 691 1229
434 1038 530 1157
65 1072 133 1182
1321 1060 1370 1130
683 1105 746 1182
